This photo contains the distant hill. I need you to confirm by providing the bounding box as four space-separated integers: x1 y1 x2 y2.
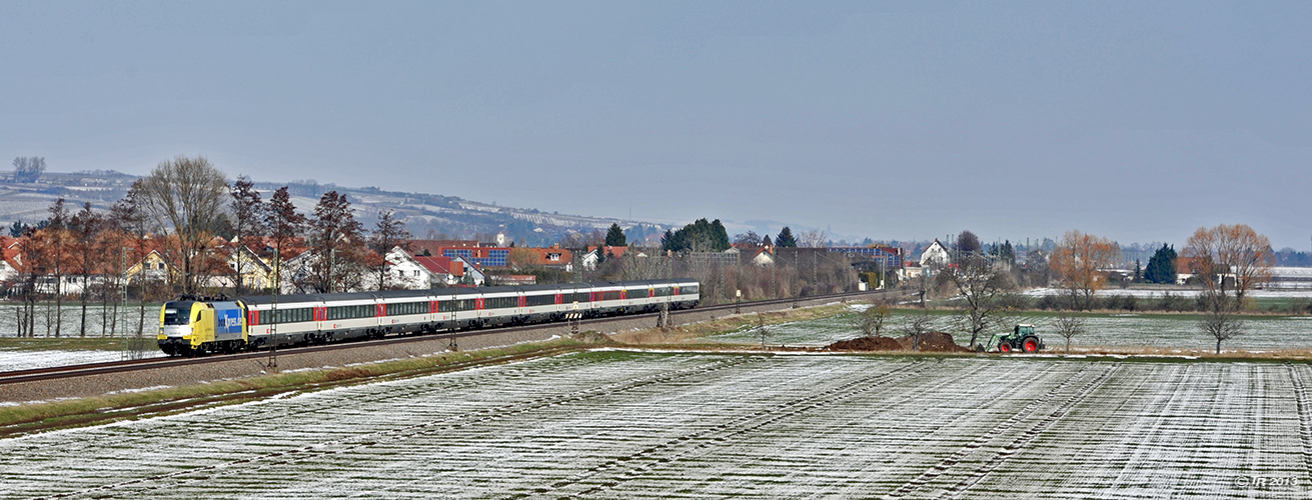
0 170 670 247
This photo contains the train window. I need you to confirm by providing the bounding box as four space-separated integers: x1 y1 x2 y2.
328 305 373 320
681 285 699 295
526 294 554 307
388 302 425 316
258 307 313 324
454 299 475 311
162 302 192 325
629 288 650 299
486 296 516 309
438 300 455 313
600 290 622 301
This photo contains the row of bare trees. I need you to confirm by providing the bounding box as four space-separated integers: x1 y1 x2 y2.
12 193 157 338
912 224 1273 353
8 155 423 338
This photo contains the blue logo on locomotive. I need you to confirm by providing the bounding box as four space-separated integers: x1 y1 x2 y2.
216 307 243 335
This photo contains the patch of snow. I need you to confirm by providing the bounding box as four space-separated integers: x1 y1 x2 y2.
0 349 163 373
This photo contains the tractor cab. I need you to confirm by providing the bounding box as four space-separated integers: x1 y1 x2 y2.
978 323 1044 353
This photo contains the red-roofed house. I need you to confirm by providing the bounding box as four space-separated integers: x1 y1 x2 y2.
385 247 483 287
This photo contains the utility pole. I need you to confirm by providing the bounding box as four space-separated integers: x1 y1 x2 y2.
268 247 279 372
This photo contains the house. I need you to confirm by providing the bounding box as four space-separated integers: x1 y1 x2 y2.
124 250 180 286
451 256 486 286
436 245 574 270
405 239 480 258
739 246 775 267
489 274 537 285
581 245 639 270
222 244 275 291
900 261 924 281
919 239 950 268
383 247 468 288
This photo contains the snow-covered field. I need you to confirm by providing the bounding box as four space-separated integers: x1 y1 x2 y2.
713 306 1312 351
1 351 1308 498
0 348 161 372
0 303 160 339
1024 287 1312 299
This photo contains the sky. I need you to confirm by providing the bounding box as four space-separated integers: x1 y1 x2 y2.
1 1 1310 249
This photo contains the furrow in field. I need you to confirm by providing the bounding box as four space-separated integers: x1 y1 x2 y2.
1286 363 1312 484
882 363 1109 499
533 361 933 499
10 354 761 499
935 363 1121 499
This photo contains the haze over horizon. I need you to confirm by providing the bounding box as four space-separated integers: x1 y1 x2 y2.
2 1 1309 249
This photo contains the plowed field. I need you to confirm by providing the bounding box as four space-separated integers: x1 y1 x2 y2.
1 352 1308 498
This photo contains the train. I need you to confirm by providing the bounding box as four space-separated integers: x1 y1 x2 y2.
157 279 701 356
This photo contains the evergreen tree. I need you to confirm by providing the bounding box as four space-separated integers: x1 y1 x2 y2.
1143 244 1178 284
661 218 731 252
762 235 772 247
776 227 798 247
710 219 730 250
605 223 626 246
1134 259 1142 281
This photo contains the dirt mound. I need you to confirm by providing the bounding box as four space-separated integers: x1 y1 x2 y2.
824 336 903 351
894 331 972 352
824 331 971 353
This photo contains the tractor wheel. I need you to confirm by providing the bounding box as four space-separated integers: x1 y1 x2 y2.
999 342 1012 353
1022 337 1040 353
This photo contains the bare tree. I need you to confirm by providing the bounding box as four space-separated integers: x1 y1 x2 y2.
229 175 265 295
1184 223 1274 312
12 156 46 183
900 310 936 351
1050 230 1120 310
15 227 46 338
797 230 828 248
41 199 72 337
306 191 365 293
732 231 763 247
111 181 155 336
956 230 981 255
1051 313 1085 354
852 302 892 338
139 155 230 294
265 186 307 293
940 252 1015 348
369 209 412 290
69 202 104 337
1199 309 1244 354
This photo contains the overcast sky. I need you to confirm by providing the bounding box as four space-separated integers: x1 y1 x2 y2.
2 1 1309 249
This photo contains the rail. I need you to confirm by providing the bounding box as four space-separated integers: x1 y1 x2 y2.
0 288 906 386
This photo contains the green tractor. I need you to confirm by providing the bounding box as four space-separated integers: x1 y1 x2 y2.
978 324 1045 353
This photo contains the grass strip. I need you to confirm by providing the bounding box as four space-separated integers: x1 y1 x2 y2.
0 337 604 437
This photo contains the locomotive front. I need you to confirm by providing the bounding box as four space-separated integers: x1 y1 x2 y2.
157 298 247 356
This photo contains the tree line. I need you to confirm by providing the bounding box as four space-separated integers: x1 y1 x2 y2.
6 155 414 338
911 225 1276 353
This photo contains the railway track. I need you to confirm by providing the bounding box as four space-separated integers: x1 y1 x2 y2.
0 288 903 386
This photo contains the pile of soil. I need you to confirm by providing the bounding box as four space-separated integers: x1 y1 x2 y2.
825 336 903 351
896 331 973 353
823 331 971 353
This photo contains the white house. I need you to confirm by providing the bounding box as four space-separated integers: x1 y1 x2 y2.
920 239 950 268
